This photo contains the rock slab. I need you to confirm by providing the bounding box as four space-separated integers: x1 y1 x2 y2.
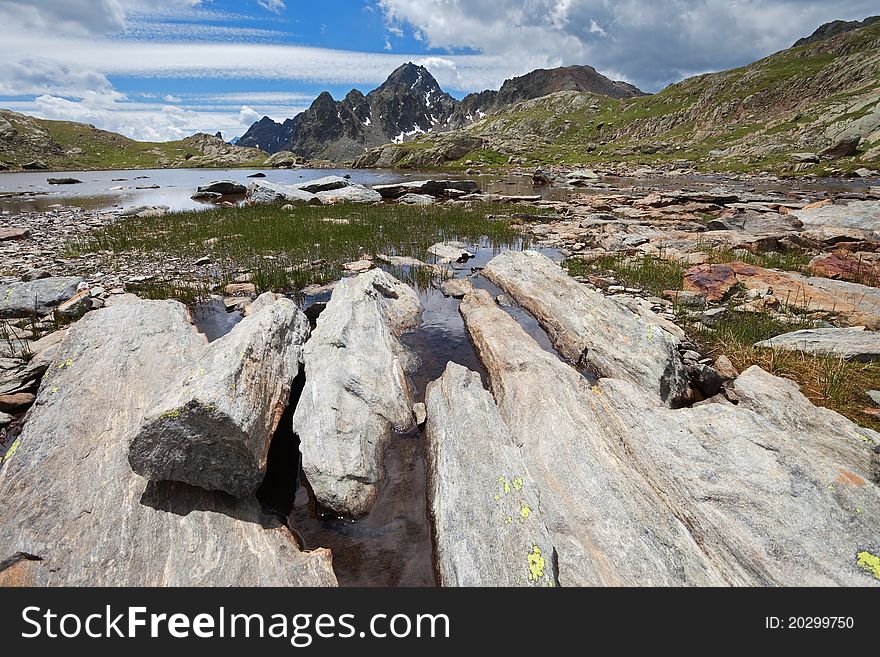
293 269 421 518
425 362 557 587
483 250 690 405
0 277 84 319
755 326 880 361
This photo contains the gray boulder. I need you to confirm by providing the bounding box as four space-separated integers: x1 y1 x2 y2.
425 362 557 586
755 326 880 361
294 175 351 194
0 276 84 318
398 193 436 205
428 242 475 263
0 299 337 586
482 250 691 405
129 295 309 497
246 180 318 205
314 184 382 204
196 180 246 195
293 269 422 518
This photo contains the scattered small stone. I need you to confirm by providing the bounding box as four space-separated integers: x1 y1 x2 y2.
413 402 427 427
0 392 36 413
224 282 256 296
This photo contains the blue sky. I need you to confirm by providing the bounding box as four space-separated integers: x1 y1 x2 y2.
0 1 876 142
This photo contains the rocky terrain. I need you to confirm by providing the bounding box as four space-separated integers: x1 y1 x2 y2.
357 20 880 175
0 110 267 172
2 165 880 586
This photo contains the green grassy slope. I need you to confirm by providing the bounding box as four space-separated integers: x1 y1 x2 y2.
0 110 267 171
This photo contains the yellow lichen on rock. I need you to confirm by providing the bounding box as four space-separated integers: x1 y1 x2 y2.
527 545 545 582
856 551 880 581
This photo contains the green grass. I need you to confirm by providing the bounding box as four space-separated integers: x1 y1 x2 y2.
565 253 686 297
70 202 535 299
698 246 814 273
689 309 880 430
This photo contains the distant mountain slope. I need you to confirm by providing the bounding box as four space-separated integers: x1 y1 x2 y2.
357 19 880 174
793 15 879 47
0 110 266 171
445 65 645 128
237 62 644 162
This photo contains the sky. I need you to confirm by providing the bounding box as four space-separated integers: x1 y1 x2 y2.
0 0 876 142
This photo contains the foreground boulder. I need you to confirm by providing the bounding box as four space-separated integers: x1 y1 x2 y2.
0 298 336 586
425 363 557 587
0 276 84 318
755 326 880 361
459 287 880 586
293 269 422 518
683 261 880 328
483 250 690 405
129 295 309 497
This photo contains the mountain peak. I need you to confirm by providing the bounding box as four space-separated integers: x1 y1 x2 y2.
379 62 439 93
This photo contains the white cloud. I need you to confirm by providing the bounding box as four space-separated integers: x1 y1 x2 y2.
257 0 286 13
15 94 284 142
238 105 262 125
384 36 393 51
0 35 514 91
163 94 182 102
378 0 880 90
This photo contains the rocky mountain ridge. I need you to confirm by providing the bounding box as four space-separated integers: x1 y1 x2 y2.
238 62 644 162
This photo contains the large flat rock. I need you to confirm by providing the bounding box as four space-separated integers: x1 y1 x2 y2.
0 299 336 586
425 362 557 587
482 250 690 405
755 326 880 361
683 261 880 328
129 295 309 497
0 276 84 318
293 269 422 519
459 287 880 586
